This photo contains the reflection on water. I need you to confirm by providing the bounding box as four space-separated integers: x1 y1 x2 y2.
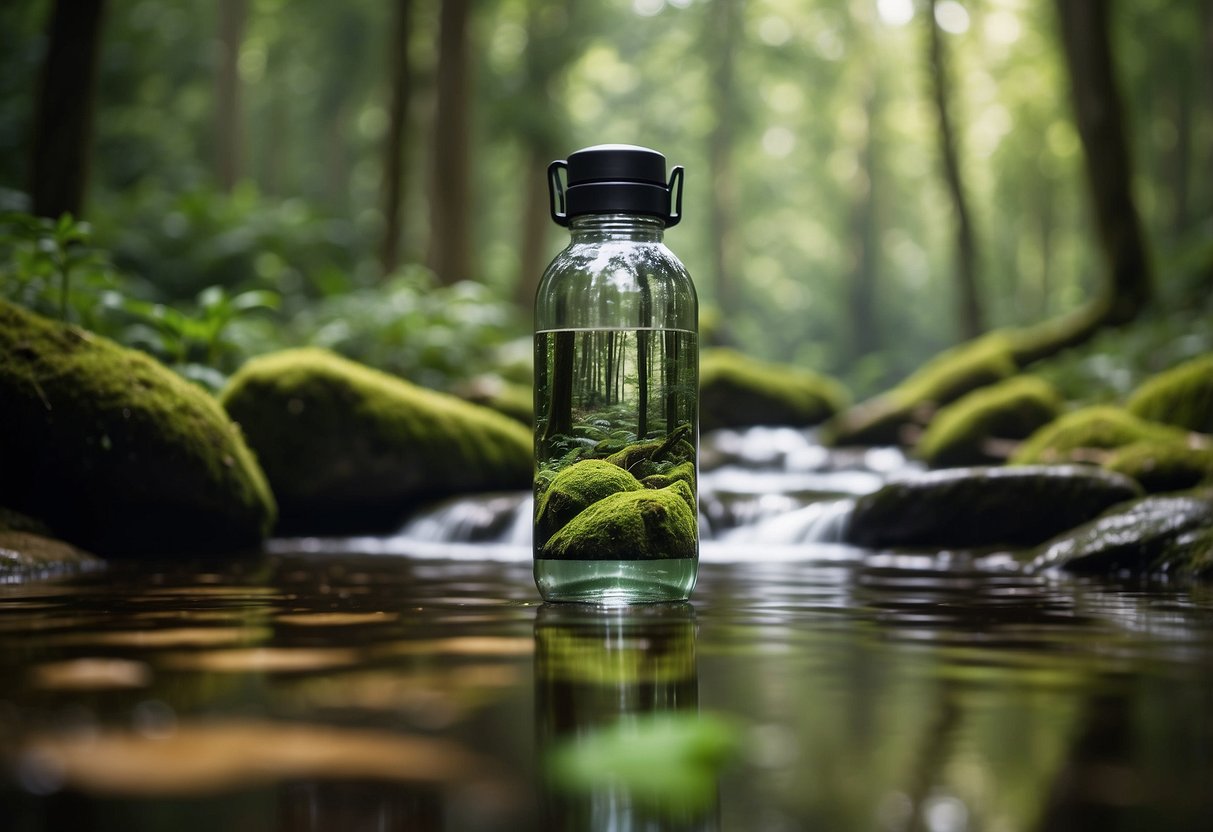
0 552 1212 830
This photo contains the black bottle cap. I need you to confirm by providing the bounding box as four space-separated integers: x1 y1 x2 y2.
548 144 684 228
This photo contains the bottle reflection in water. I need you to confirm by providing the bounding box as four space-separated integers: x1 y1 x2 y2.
535 603 719 831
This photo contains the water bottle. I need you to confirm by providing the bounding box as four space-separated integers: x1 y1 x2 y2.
533 144 699 603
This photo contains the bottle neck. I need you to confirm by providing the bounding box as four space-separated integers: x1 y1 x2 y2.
568 213 665 243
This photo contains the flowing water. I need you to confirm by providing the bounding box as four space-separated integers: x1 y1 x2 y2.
2 428 1212 830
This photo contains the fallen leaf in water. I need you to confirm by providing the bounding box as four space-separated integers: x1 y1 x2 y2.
29 658 152 690
19 719 490 796
274 612 398 627
36 627 270 649
159 647 360 673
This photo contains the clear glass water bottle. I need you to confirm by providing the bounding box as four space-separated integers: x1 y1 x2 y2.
533 144 699 603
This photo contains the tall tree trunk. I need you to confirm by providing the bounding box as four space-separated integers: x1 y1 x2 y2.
924 0 983 341
847 79 882 362
381 0 413 275
517 141 553 316
28 0 107 219
428 0 473 286
706 0 742 338
1055 0 1151 325
216 0 247 192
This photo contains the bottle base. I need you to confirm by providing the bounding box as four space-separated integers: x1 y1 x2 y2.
534 557 698 604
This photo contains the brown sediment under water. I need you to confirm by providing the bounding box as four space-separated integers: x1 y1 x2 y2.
1 547 1212 830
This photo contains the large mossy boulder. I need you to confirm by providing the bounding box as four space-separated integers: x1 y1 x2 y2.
542 481 697 560
826 332 1017 447
0 301 275 556
915 376 1064 468
536 460 642 546
1010 405 1193 465
1027 490 1213 578
221 348 532 532
1102 441 1213 494
1126 354 1213 434
845 465 1141 549
700 349 848 431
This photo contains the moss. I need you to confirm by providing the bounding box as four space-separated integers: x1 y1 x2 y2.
604 429 695 479
700 348 849 431
535 459 642 546
1126 354 1213 434
1010 405 1191 466
458 377 532 426
826 332 1017 446
641 460 696 491
915 376 1064 468
1102 441 1213 494
221 348 532 532
542 481 698 560
0 301 275 556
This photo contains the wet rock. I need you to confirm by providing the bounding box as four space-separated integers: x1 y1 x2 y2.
700 348 848 431
542 482 697 560
1010 405 1192 465
221 348 532 533
1102 441 1213 494
826 332 1017 447
536 459 642 547
0 531 101 578
846 465 1141 549
916 375 1063 468
1027 490 1213 578
1126 354 1213 434
0 301 275 556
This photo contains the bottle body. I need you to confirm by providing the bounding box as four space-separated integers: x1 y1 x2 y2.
534 215 698 603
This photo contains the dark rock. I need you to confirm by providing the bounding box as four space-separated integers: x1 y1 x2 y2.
0 531 101 579
700 349 848 431
846 465 1142 549
1027 490 1213 577
1102 441 1213 493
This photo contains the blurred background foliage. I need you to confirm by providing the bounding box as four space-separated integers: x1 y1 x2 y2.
1 0 1211 397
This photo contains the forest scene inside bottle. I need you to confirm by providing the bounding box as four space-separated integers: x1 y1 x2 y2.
533 326 698 568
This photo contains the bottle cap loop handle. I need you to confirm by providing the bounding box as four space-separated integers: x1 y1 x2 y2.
666 166 684 228
548 161 569 227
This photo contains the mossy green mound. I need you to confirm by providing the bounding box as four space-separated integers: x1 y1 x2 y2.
826 332 1017 447
604 426 695 479
1102 441 1213 494
700 349 848 431
1126 354 1213 434
536 459 642 546
221 348 532 532
458 377 532 426
0 301 275 556
1010 405 1190 466
641 460 696 491
542 481 697 560
915 376 1064 468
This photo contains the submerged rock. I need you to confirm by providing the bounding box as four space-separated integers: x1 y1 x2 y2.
0 301 276 556
1102 441 1213 494
915 375 1063 468
846 465 1141 549
221 348 531 532
1126 354 1213 434
542 481 697 560
826 332 1017 447
536 459 642 546
1010 405 1192 465
700 349 848 431
1027 490 1213 578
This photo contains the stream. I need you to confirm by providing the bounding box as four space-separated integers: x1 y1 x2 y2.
2 428 1212 830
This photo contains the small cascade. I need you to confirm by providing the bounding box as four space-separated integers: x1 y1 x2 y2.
398 492 530 544
720 498 855 544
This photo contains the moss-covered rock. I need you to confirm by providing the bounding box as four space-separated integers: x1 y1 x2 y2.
457 376 532 426
826 332 1017 447
0 301 275 556
1125 354 1213 434
1010 406 1191 466
640 460 696 491
915 376 1064 468
542 481 697 560
1102 441 1213 493
603 426 696 480
1027 490 1213 578
700 349 848 431
845 465 1141 549
536 459 642 546
0 531 101 579
221 348 532 532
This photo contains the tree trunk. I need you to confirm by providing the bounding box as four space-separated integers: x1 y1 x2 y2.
706 0 742 338
428 0 473 286
28 0 107 219
543 330 574 443
925 0 984 341
381 0 413 275
847 79 881 362
517 141 553 317
1055 0 1151 325
216 0 247 192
